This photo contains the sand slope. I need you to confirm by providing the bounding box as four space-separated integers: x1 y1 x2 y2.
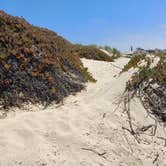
0 58 166 166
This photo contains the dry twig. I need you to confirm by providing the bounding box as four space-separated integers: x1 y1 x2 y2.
81 148 107 159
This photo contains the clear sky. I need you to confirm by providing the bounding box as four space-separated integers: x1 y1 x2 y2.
1 0 166 51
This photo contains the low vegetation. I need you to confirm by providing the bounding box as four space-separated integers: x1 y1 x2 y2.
122 53 166 123
72 44 113 62
72 44 121 61
0 10 97 109
122 54 146 72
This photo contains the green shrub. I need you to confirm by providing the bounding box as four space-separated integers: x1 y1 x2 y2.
81 67 97 83
112 48 121 59
125 54 166 90
73 44 113 62
122 54 147 72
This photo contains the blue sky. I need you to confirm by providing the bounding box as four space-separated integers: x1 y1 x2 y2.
1 0 166 51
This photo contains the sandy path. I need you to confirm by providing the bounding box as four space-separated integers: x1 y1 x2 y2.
0 58 165 166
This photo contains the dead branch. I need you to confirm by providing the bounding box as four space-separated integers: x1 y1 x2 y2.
81 147 107 159
122 130 134 153
135 124 157 136
122 126 140 144
122 90 158 143
153 153 159 164
124 91 135 135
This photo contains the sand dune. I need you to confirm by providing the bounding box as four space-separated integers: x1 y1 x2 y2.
0 58 165 166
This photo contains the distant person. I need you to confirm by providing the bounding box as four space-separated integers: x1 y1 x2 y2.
130 46 133 52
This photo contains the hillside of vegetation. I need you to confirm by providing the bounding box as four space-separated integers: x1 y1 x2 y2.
122 53 166 123
0 10 98 109
72 44 113 61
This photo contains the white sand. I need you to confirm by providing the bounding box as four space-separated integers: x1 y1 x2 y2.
0 58 166 166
